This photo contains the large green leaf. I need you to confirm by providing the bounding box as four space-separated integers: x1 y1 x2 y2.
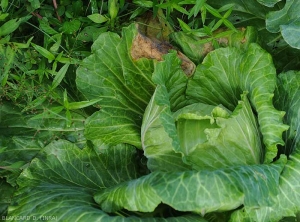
256 0 281 7
0 102 35 137
209 0 300 72
8 140 201 221
95 157 286 215
8 140 134 219
0 102 86 147
141 52 193 172
187 43 289 162
26 106 86 148
0 104 43 186
229 70 300 221
266 0 300 49
230 151 300 221
141 86 191 172
274 71 300 154
76 24 155 148
0 102 86 186
210 0 271 27
0 136 42 186
151 52 193 111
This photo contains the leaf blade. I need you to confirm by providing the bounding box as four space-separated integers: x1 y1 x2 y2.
187 44 289 162
51 63 70 89
76 24 155 147
31 43 55 62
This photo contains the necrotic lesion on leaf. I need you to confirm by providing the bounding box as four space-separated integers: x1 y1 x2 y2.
131 24 196 77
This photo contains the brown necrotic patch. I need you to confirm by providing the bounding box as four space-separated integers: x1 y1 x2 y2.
131 26 195 77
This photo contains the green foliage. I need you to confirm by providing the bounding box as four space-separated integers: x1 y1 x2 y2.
1 0 300 221
77 24 155 147
266 0 300 49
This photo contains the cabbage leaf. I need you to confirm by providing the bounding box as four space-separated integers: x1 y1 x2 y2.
7 140 203 221
95 159 285 215
76 24 155 148
7 24 300 222
266 0 300 49
187 44 289 162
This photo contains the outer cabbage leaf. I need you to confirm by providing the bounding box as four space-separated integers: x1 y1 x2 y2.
7 140 138 219
76 24 155 148
0 102 35 137
26 106 86 148
209 0 274 28
8 140 202 221
95 158 286 215
274 71 300 154
151 52 193 111
187 43 288 162
0 102 85 186
208 0 300 72
230 151 300 222
141 52 193 172
266 0 300 49
0 102 86 146
8 140 200 221
0 136 42 186
141 85 192 172
229 70 300 221
256 0 282 7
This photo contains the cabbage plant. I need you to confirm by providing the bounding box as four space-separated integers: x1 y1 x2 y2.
6 24 300 222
